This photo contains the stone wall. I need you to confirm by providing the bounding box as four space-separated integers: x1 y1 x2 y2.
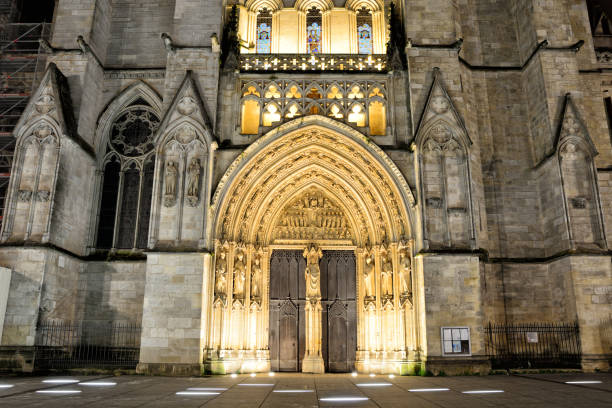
137 252 212 375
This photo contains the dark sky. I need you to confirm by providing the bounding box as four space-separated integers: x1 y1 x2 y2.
18 0 56 23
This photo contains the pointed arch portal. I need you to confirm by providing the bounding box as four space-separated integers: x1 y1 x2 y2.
206 117 419 374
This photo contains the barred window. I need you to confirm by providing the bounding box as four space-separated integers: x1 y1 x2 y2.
357 7 373 55
306 7 322 54
256 8 272 54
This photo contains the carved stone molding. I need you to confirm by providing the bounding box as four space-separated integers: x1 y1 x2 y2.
36 190 51 202
17 190 32 202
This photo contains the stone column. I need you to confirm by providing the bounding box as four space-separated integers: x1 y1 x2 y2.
302 245 324 373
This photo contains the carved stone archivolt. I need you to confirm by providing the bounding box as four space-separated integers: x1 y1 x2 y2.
212 120 413 247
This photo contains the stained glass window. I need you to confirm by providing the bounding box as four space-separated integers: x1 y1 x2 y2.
357 8 373 54
256 8 272 54
306 7 322 54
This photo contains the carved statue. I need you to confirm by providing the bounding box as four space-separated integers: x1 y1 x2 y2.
363 253 375 299
164 160 178 199
233 250 246 298
215 250 227 296
186 158 201 205
251 255 261 299
381 252 393 298
303 245 323 300
399 249 412 295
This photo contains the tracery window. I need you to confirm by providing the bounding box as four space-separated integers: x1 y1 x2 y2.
256 8 272 54
357 7 373 55
96 102 160 250
239 79 387 136
306 7 322 54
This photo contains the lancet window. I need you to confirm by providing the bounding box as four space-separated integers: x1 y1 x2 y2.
306 7 322 54
357 7 373 54
256 8 272 54
239 79 387 136
96 102 160 250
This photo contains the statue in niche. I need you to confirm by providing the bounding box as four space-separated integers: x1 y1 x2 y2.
399 249 412 295
363 253 375 300
164 160 178 206
215 249 227 297
186 158 201 206
303 245 323 301
233 250 246 298
381 252 393 298
251 254 262 300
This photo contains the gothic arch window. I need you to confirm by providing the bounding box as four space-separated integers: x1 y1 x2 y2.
306 7 322 54
356 7 373 54
256 8 273 53
96 103 160 249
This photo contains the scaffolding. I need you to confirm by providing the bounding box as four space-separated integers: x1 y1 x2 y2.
0 22 51 228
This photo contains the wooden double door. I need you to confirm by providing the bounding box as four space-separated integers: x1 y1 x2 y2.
269 250 357 372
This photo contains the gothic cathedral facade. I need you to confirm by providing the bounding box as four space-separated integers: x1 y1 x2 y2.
0 0 611 375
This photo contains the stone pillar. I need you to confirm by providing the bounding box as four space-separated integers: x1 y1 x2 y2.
137 252 212 376
302 245 324 373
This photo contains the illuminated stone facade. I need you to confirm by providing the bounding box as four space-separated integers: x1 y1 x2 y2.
0 0 611 375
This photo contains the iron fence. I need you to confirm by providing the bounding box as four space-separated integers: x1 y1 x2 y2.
485 321 581 369
35 320 141 370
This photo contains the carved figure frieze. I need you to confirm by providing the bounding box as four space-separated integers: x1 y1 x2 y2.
250 251 262 302
163 160 178 207
273 188 353 241
363 252 375 304
36 190 50 202
233 248 246 299
17 189 32 202
303 245 323 301
380 250 393 300
186 158 201 207
214 248 228 301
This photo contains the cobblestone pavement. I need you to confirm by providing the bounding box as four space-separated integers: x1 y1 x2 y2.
0 372 610 407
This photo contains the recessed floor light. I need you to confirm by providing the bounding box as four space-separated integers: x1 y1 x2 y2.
0 384 14 389
356 382 392 387
409 388 450 392
79 382 116 386
388 374 395 379
36 390 82 394
238 383 274 386
351 372 358 377
462 390 504 394
273 390 314 393
42 379 79 384
268 372 275 377
320 396 369 402
187 387 227 391
250 373 256 377
231 373 238 378
369 373 375 377
565 381 602 384
176 391 220 396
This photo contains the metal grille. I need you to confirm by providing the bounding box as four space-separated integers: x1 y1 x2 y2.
485 322 582 369
35 321 141 370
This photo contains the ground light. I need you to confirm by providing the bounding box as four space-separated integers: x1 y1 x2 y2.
0 384 14 388
369 373 375 377
79 382 116 386
42 379 79 384
462 390 504 394
273 390 314 393
409 388 450 392
268 372 275 377
388 374 395 379
187 388 227 391
36 390 82 394
356 383 392 387
250 373 256 377
238 383 274 386
176 391 220 396
565 381 602 384
320 397 369 402
351 372 357 377
231 373 238 378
